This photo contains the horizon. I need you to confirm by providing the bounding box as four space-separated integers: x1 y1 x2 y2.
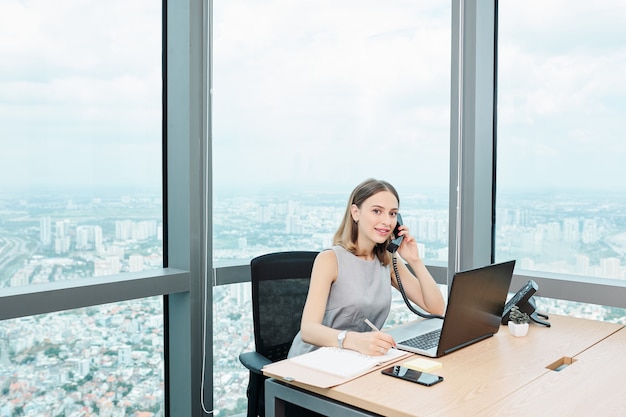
2 183 626 196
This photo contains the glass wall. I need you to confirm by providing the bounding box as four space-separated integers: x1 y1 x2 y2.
212 1 451 414
496 1 626 321
213 0 451 267
0 0 164 414
0 0 163 286
0 298 164 416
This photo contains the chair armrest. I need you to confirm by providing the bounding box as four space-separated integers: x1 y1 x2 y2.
239 351 273 375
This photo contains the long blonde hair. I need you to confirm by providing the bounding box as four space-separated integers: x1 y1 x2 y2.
333 178 400 265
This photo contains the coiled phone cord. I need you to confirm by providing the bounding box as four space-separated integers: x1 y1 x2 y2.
392 256 445 320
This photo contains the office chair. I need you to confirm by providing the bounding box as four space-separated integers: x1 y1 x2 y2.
239 251 318 417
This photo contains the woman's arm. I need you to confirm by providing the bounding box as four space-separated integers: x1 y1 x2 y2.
299 250 338 347
391 227 446 316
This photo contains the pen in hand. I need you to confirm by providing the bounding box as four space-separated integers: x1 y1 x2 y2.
364 318 380 332
364 319 397 349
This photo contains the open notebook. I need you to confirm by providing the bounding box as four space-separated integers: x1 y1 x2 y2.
289 346 408 379
263 346 411 388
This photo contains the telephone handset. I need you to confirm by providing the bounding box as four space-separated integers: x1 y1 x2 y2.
387 214 444 320
387 213 404 254
501 279 551 327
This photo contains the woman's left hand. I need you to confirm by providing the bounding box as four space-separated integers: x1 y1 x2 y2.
396 225 421 263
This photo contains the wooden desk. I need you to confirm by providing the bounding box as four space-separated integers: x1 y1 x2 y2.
265 315 623 417
477 326 626 417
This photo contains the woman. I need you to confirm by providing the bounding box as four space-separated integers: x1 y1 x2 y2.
288 178 445 358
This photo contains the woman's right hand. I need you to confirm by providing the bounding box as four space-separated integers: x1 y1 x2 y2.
346 330 396 356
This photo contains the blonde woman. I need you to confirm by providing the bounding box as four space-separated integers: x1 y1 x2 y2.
288 178 445 358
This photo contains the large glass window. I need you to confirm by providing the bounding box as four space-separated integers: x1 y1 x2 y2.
496 1 626 320
212 1 451 415
213 0 451 267
0 298 164 416
0 0 163 414
0 0 162 288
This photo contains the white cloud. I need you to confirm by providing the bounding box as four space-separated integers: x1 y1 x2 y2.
0 0 161 188
212 1 452 190
497 0 626 189
3 0 625 192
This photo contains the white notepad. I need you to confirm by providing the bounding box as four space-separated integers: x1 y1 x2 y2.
290 347 407 379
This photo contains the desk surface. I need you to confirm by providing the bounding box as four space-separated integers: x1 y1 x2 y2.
266 315 623 417
477 325 626 417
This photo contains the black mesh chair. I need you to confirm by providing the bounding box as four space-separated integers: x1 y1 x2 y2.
239 251 318 417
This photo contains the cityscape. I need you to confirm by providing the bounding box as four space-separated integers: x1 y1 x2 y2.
1 187 626 416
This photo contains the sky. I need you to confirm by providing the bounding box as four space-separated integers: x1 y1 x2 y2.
1 0 625 192
496 0 626 191
0 0 161 190
212 0 452 193
215 0 626 193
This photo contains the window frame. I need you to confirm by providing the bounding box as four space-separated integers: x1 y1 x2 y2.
449 0 626 307
0 0 211 415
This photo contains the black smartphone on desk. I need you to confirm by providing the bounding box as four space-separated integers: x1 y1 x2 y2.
381 365 443 387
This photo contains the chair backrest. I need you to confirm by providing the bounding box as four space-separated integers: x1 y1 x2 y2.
250 251 318 363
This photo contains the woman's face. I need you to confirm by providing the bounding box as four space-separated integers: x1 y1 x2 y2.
351 190 399 247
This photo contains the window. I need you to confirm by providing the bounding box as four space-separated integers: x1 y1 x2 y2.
0 0 164 413
0 298 164 416
496 1 626 320
213 0 451 266
0 0 162 286
212 1 451 414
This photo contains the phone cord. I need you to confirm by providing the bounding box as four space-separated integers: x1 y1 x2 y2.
393 256 445 320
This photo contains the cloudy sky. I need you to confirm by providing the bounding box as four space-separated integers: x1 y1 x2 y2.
497 0 626 192
212 0 451 194
0 0 161 190
1 0 625 193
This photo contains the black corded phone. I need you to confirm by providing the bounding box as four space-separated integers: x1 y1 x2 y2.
501 279 551 327
387 214 444 320
387 214 405 253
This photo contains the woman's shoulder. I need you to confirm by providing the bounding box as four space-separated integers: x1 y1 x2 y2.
322 245 356 263
316 247 339 264
327 245 349 255
324 245 364 269
311 248 339 283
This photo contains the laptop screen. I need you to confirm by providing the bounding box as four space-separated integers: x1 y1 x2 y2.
438 260 516 355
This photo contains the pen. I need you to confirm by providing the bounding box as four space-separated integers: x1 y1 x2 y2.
364 318 379 331
365 318 397 349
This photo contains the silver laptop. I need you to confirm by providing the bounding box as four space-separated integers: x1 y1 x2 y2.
385 260 516 358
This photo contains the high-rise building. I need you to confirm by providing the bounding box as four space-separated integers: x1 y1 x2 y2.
40 216 51 245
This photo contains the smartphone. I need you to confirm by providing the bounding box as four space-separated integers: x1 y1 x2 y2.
381 365 443 386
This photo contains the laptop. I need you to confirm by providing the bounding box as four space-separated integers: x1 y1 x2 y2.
384 260 516 358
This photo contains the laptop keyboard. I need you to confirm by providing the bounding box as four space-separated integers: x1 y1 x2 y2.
400 329 442 350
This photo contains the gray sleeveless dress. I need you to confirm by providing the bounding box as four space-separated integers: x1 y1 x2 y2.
287 245 392 358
